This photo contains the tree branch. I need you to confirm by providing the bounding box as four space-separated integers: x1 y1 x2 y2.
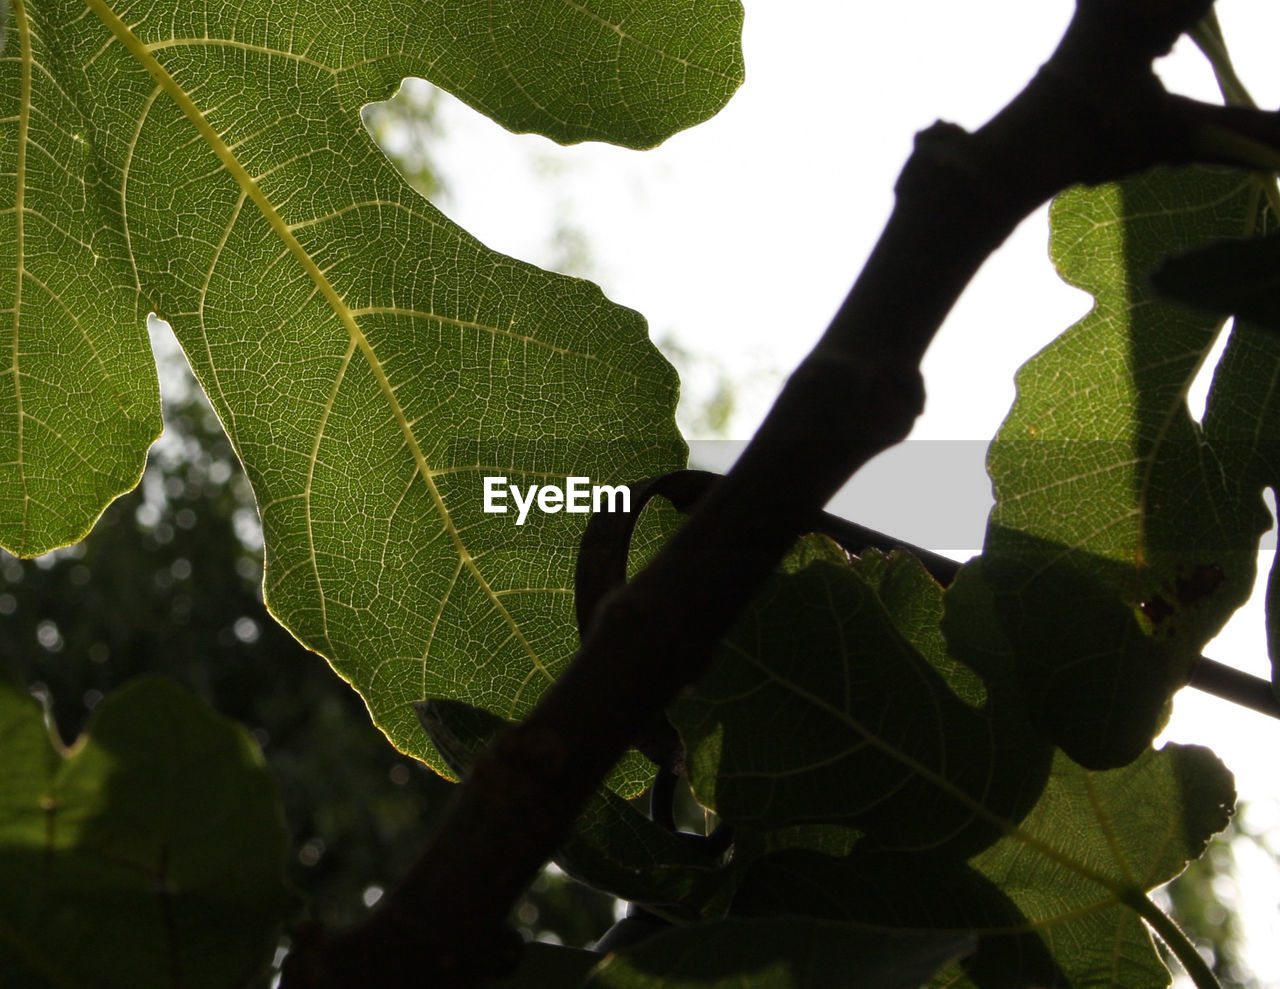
280 1 1278 984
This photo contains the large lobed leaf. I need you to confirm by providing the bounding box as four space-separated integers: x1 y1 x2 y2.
981 167 1268 768
1108 166 1280 711
1 2 744 771
0 676 296 987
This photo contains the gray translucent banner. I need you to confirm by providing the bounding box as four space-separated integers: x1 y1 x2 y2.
691 440 1280 559
690 440 992 562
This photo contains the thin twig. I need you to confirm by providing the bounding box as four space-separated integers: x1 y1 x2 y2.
1189 657 1280 718
821 515 1280 722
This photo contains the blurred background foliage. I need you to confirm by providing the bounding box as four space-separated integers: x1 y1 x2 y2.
361 78 445 201
0 75 1255 987
1158 808 1275 989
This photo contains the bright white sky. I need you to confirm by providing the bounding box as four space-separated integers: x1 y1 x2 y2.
400 1 1280 980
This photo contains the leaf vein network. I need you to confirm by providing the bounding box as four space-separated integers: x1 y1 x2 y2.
85 0 552 685
348 304 653 381
10 0 33 548
560 0 738 81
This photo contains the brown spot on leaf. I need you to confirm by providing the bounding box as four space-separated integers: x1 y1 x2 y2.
1139 563 1225 630
1140 594 1174 626
1172 563 1225 607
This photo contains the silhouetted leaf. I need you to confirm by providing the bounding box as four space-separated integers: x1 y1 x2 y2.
417 699 725 914
735 852 1065 989
583 916 974 989
670 549 1233 986
1153 229 1280 329
671 549 1050 859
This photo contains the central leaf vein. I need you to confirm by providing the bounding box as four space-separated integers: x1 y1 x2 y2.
11 0 31 550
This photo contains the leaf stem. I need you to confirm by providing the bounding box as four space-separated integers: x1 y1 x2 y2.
1127 891 1221 989
1190 13 1253 109
1190 12 1280 217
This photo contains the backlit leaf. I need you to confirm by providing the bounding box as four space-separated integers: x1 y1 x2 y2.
2 0 744 771
983 168 1265 768
671 548 1233 986
671 549 1051 859
399 1 745 148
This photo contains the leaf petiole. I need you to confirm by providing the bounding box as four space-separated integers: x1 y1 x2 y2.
1190 12 1280 219
1127 890 1222 989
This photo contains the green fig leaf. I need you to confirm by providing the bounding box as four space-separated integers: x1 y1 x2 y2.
734 743 1234 989
0 676 296 988
671 549 1051 859
983 168 1265 768
0 0 748 772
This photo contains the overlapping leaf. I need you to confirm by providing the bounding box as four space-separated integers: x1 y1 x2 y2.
982 167 1267 768
1170 205 1280 692
732 743 1233 989
2 2 745 771
950 743 1232 989
1203 309 1280 687
1153 226 1280 331
666 547 1235 987
675 554 1234 988
670 548 1051 859
0 676 295 987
